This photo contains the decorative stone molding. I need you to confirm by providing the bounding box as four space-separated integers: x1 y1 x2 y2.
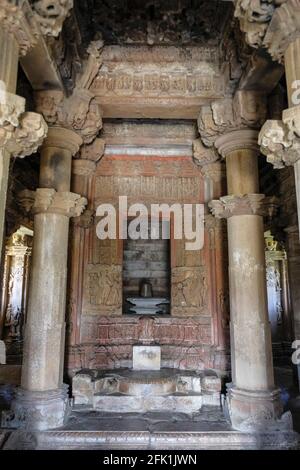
259 105 300 168
209 194 267 218
42 126 82 156
234 0 277 48
215 129 260 158
32 0 73 37
198 91 267 147
34 90 64 126
18 188 87 217
7 112 48 158
79 138 105 162
263 0 300 63
0 0 39 55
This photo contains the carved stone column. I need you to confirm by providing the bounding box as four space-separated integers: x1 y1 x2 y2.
3 127 86 430
210 130 290 432
0 0 46 255
198 91 292 432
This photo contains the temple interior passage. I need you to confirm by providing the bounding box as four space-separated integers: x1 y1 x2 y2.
1 0 300 450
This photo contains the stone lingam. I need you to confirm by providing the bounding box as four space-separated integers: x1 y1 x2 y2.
72 317 222 413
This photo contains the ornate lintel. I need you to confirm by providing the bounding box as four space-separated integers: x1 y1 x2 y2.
209 194 267 218
32 0 74 37
18 188 87 217
198 90 267 148
259 105 300 168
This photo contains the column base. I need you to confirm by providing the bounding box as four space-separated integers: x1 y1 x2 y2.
226 385 293 433
1 385 71 431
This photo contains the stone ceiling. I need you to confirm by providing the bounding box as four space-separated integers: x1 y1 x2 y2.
75 0 232 47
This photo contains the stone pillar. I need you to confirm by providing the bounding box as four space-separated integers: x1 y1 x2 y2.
0 0 39 256
3 127 87 430
210 129 290 432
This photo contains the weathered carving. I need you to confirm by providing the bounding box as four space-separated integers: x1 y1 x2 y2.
32 0 74 37
259 105 300 168
209 194 267 218
171 267 207 315
234 0 277 48
193 139 218 167
79 138 105 162
0 88 25 145
72 209 95 229
18 188 87 217
7 112 48 158
263 0 300 62
83 264 122 315
0 0 39 55
198 90 267 147
34 41 104 143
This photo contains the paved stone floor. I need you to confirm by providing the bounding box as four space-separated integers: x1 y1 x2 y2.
0 366 300 449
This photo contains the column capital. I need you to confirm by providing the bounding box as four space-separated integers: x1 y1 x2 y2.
18 188 87 218
215 129 260 159
42 126 82 156
198 91 267 148
0 0 39 56
209 194 267 219
259 104 300 168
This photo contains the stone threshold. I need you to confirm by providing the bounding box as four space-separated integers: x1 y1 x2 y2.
2 429 299 450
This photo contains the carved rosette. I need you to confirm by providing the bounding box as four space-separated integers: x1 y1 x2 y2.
263 0 300 63
18 188 87 217
259 105 300 168
32 0 74 37
234 0 277 48
0 0 39 55
209 194 267 219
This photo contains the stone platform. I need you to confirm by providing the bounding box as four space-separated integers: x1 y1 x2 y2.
72 368 221 413
2 408 299 450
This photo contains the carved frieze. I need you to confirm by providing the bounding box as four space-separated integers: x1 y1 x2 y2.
259 105 300 168
209 194 267 218
18 188 87 217
31 0 73 37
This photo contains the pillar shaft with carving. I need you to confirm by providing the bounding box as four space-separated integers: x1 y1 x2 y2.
3 127 86 430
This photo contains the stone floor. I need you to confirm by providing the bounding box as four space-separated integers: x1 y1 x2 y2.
1 366 300 450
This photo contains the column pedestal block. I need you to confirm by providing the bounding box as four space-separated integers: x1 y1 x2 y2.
226 385 293 433
2 385 70 431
